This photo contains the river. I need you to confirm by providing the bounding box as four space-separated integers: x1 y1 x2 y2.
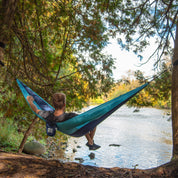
54 106 172 169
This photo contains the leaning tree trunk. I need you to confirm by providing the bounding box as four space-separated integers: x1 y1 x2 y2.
18 116 38 153
172 21 178 159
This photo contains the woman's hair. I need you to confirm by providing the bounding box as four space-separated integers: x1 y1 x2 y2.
52 93 66 110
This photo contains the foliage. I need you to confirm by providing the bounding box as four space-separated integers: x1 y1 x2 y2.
2 0 116 91
89 97 105 105
111 0 177 63
0 0 119 143
108 60 171 109
0 0 120 113
0 118 24 151
124 62 171 109
129 61 171 109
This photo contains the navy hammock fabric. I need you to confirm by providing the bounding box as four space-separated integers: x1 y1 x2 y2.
16 79 149 137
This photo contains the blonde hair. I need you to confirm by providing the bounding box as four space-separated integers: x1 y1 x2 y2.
52 93 66 110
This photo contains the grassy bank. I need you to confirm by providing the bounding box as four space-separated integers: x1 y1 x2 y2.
0 118 24 152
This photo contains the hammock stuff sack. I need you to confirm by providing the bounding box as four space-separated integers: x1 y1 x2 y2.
16 79 149 137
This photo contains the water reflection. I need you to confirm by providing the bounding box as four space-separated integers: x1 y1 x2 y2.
54 106 173 169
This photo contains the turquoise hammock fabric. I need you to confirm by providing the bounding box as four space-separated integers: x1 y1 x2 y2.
16 79 149 137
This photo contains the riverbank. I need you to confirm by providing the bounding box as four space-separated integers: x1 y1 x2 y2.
0 151 178 178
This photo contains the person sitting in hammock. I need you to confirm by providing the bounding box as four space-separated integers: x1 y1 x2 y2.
27 93 101 150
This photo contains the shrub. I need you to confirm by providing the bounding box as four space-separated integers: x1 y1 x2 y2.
0 118 23 151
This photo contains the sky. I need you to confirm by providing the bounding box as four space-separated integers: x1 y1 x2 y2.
104 38 159 80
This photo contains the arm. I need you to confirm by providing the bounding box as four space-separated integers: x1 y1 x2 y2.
26 96 41 114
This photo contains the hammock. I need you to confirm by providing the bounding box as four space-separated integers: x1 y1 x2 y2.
16 79 149 137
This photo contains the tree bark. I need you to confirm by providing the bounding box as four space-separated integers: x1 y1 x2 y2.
172 21 178 159
0 0 19 41
0 0 18 64
18 116 38 153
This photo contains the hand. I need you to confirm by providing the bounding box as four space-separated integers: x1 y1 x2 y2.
27 96 34 103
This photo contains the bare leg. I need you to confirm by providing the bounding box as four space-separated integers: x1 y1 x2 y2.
85 127 100 150
85 133 93 145
85 127 97 145
89 127 96 141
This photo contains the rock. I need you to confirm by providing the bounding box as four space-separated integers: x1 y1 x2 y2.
60 142 68 150
133 108 140 112
73 148 77 153
75 157 84 163
132 164 139 169
88 152 95 159
48 153 53 158
109 144 121 147
167 116 172 121
77 145 81 148
166 112 171 116
60 141 67 146
23 141 46 155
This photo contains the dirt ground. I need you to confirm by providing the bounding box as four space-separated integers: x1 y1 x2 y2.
0 151 178 178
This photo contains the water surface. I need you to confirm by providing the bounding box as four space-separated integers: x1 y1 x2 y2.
55 106 172 169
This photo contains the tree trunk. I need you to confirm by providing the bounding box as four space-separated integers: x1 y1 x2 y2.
18 116 38 153
0 0 19 41
0 0 18 65
172 21 178 159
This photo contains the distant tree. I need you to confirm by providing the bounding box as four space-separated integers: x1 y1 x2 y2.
128 60 172 109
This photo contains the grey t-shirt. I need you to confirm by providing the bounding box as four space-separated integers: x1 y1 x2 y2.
38 110 78 122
